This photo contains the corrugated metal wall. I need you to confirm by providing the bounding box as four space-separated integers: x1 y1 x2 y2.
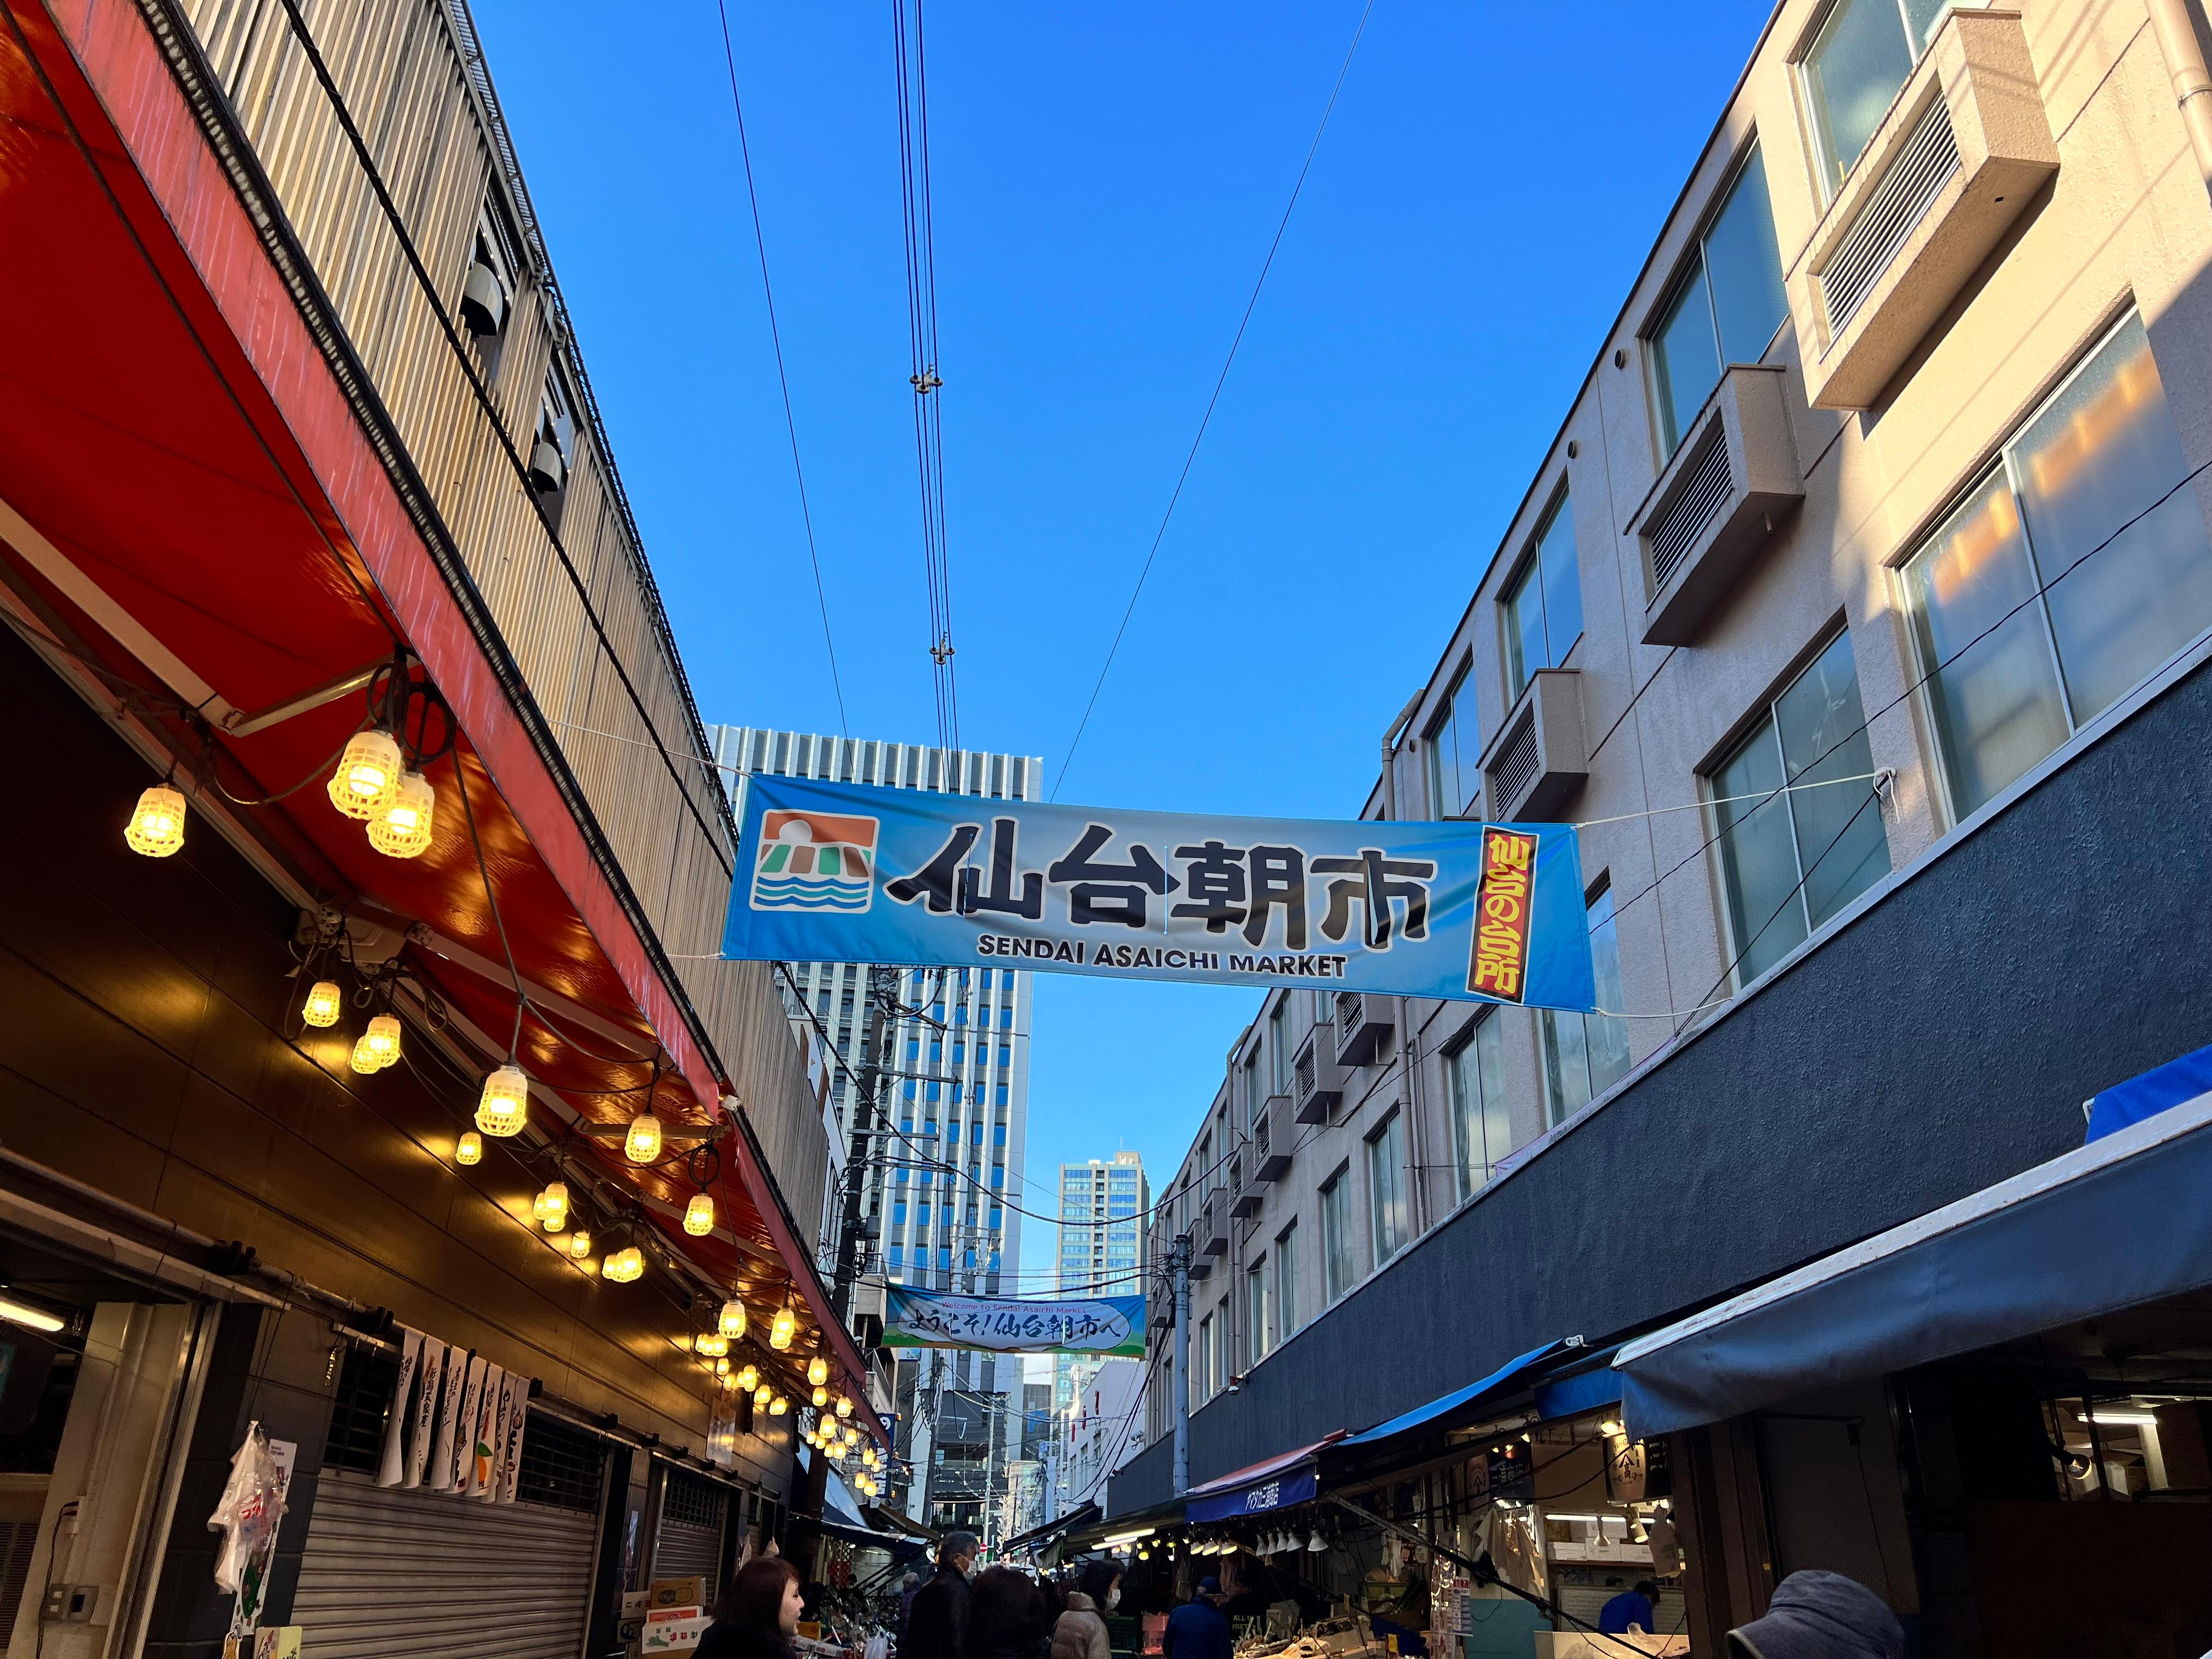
171 0 827 1229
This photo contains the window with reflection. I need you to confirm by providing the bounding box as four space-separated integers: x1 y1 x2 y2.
1650 147 1790 458
1446 1013 1510 1202
1901 311 2212 820
1540 886 1630 1125
1503 494 1584 702
1803 0 1967 195
1426 665 1479 817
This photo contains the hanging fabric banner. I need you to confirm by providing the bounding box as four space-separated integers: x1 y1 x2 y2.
720 777 1596 1011
882 1287 1146 1356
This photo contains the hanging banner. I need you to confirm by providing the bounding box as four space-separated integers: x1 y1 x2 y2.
882 1288 1146 1357
720 777 1595 1011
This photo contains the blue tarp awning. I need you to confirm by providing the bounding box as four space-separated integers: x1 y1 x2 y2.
1183 1432 1346 1523
1615 1092 2212 1440
2087 1042 2212 1141
1336 1337 1583 1450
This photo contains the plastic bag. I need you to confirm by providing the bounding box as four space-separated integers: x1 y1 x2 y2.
208 1421 288 1595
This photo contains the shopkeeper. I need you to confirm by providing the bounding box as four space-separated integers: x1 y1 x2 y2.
1599 1581 1660 1635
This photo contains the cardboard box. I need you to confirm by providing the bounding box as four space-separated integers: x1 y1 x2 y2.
642 1613 712 1654
651 1578 708 1610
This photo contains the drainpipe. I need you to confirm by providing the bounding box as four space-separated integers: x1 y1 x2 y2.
1379 690 1432 1237
2147 0 2212 196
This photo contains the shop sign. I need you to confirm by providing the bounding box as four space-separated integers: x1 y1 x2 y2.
882 1288 1145 1356
1186 1462 1318 1523
722 777 1596 1010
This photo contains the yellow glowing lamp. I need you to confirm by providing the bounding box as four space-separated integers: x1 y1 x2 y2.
836 1394 854 1419
714 1357 731 1376
367 770 437 858
302 980 343 1028
614 1246 644 1282
349 1032 382 1074
455 1130 483 1166
624 1113 662 1164
769 1395 788 1417
806 1356 830 1388
327 729 404 820
568 1228 592 1260
684 1193 715 1236
720 1373 740 1392
695 1331 729 1359
811 1385 828 1408
476 1063 529 1137
737 1364 759 1391
862 1446 877 1468
718 1299 747 1340
532 1181 569 1231
125 783 188 857
362 1014 402 1068
770 1303 797 1351
753 1383 772 1407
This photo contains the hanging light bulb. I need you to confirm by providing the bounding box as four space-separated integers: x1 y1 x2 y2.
624 1112 662 1164
532 1181 569 1231
695 1331 729 1359
806 1356 831 1388
714 1357 731 1377
770 1300 797 1351
618 1246 644 1282
737 1364 759 1391
476 1063 529 1137
754 1383 772 1407
568 1228 592 1260
718 1299 748 1340
367 770 437 858
769 1395 788 1417
862 1447 877 1469
811 1386 828 1408
125 782 188 857
835 1394 854 1419
455 1130 483 1167
349 1032 382 1074
327 729 404 820
720 1373 741 1393
684 1192 715 1236
362 1013 402 1068
302 980 343 1028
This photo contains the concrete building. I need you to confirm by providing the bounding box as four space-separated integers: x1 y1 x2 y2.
707 727 1041 1536
1123 5 2212 1654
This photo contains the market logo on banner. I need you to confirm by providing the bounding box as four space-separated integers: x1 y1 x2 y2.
751 810 879 915
1466 828 1538 1002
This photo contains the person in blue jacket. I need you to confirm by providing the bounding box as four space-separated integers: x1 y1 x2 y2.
1161 1577 1231 1659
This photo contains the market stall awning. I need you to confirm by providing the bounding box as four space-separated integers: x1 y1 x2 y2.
1185 1431 1347 1523
996 1502 1099 1559
2087 1043 2212 1141
1615 1091 2212 1440
1068 1494 1183 1551
1335 1338 1583 1452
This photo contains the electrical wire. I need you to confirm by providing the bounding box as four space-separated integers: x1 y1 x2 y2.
453 751 527 1057
714 0 848 738
1053 0 1376 800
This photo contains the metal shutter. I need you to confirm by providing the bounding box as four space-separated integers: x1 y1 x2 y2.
652 1469 728 1585
292 1471 598 1659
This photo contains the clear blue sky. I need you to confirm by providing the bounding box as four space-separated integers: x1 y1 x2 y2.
469 0 1776 1284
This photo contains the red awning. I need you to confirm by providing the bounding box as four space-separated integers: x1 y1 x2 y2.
0 0 877 1434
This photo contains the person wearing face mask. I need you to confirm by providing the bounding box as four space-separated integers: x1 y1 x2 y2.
1049 1560 1124 1659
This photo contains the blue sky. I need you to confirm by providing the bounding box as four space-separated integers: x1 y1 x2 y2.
469 0 1775 1284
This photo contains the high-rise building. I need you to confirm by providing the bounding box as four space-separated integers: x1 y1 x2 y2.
1054 1152 1149 1406
706 726 1042 1536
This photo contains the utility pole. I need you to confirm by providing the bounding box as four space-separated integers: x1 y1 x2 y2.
831 963 896 1321
1171 1232 1192 1495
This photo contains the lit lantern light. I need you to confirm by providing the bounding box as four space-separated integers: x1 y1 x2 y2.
125 782 188 857
362 1014 402 1069
811 1386 828 1408
737 1365 759 1392
720 1373 741 1392
862 1447 877 1469
302 980 343 1028
806 1356 830 1388
623 1113 662 1164
718 1300 747 1340
568 1229 592 1260
349 1034 382 1075
477 1063 529 1138
770 1302 797 1351
835 1394 854 1419
606 1246 644 1283
768 1395 788 1417
753 1384 772 1408
695 1331 729 1359
367 770 437 859
684 1193 715 1237
455 1130 483 1167
326 729 404 820
714 1357 731 1377
532 1181 569 1231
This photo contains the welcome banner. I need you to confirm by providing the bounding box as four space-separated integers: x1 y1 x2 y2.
882 1288 1147 1357
720 776 1596 1012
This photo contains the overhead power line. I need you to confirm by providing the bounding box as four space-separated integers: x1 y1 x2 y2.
1052 0 1378 800
715 0 849 737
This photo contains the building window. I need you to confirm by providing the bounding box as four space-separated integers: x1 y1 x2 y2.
1246 1257 1271 1364
1902 311 2212 820
1195 1315 1213 1404
1802 0 1957 196
1366 1114 1408 1268
1541 885 1630 1125
1446 1014 1509 1201
1311 988 1331 1029
1243 1051 1261 1129
1319 1171 1354 1304
1503 494 1583 703
1649 146 1788 457
1269 1005 1291 1096
1425 664 1478 817
1276 1221 1299 1337
1711 629 1891 984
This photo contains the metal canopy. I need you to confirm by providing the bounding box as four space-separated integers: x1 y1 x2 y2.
1183 1431 1346 1523
1615 1092 2212 1439
1335 1338 1581 1452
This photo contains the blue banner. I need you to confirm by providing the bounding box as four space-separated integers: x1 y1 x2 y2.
881 1288 1146 1357
1186 1463 1319 1524
720 777 1595 1011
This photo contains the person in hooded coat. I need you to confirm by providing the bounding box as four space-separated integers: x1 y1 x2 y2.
1050 1560 1123 1659
1728 1571 1905 1659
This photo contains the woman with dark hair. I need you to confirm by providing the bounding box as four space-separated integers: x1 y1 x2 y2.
1049 1559 1122 1659
698 1556 805 1659
964 1565 1051 1659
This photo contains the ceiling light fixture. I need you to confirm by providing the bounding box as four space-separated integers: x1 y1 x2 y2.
0 1295 66 1334
327 729 403 820
302 980 343 1028
624 1113 662 1164
476 1063 529 1138
454 1130 483 1166
368 770 437 858
125 780 188 857
718 1299 748 1340
684 1193 715 1236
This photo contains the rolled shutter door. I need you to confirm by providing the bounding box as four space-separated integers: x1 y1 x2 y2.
652 1468 729 1587
292 1470 597 1659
